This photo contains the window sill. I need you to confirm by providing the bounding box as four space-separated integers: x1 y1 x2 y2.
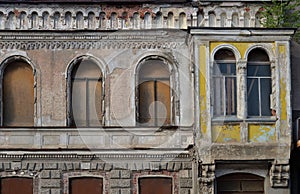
212 116 277 123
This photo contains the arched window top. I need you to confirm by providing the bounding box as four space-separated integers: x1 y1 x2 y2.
218 173 264 180
138 59 170 79
248 48 269 62
214 49 236 61
71 59 102 79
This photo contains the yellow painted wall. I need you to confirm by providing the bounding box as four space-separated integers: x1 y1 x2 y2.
248 124 276 142
212 124 240 143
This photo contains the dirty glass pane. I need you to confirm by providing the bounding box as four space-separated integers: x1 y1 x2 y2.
261 78 272 116
247 78 259 116
88 80 102 126
138 60 169 80
70 60 103 127
138 81 155 126
247 64 271 76
139 177 172 194
156 80 171 125
1 177 33 194
3 61 34 126
72 80 87 126
225 77 237 115
70 177 103 194
213 76 224 116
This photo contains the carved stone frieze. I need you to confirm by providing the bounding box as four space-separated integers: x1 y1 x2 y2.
270 161 289 188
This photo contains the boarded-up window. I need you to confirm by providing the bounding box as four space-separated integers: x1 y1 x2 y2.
69 59 103 127
217 173 264 194
213 49 237 116
139 177 172 194
247 48 271 116
3 61 34 126
70 177 103 194
1 177 33 194
137 60 171 126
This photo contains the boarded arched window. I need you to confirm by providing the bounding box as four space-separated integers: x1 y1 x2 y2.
69 59 103 127
139 177 172 194
19 11 27 29
213 49 237 116
110 12 118 29
53 12 60 29
232 13 239 27
42 12 49 29
0 12 4 29
7 12 16 29
3 60 34 126
155 12 163 28
88 12 95 29
99 12 106 29
133 12 140 29
247 48 271 116
137 59 172 126
167 12 174 28
217 173 264 194
69 177 103 194
1 177 33 194
197 11 204 27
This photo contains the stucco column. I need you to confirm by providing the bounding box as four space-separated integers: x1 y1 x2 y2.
237 59 247 119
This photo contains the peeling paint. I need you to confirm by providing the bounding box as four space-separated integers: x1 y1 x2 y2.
212 125 240 143
249 124 276 142
199 45 207 135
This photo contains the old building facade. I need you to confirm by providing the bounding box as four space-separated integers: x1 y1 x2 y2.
0 0 295 193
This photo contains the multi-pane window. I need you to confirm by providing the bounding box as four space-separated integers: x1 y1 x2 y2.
69 177 103 194
247 48 271 116
137 59 172 126
2 60 34 126
1 177 33 194
69 59 103 127
213 49 237 116
217 173 264 194
139 177 172 194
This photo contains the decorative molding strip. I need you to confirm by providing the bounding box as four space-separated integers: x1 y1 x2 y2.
270 161 289 188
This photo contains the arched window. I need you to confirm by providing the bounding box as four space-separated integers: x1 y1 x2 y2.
42 12 49 29
179 12 187 29
144 12 151 29
197 11 204 27
139 177 172 194
76 12 84 29
167 12 174 28
208 11 216 27
19 11 27 29
133 12 140 29
244 12 250 27
213 49 237 116
7 12 16 29
137 59 172 126
68 58 103 127
0 12 4 29
2 59 34 126
255 12 262 27
31 12 38 29
217 173 264 194
232 13 239 27
65 12 72 28
110 12 117 29
53 12 60 29
1 177 33 194
88 12 95 29
69 177 103 194
220 12 227 27
155 12 163 28
99 12 106 29
247 48 271 116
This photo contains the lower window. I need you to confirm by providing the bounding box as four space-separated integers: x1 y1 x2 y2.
217 173 264 194
69 177 103 194
139 177 172 194
1 177 33 194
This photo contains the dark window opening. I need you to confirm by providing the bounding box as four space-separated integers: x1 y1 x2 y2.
139 177 172 194
1 177 33 194
69 177 103 194
217 173 264 194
